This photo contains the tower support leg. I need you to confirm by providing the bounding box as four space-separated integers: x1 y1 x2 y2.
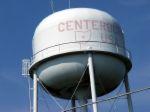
88 53 98 112
124 75 134 112
33 73 38 112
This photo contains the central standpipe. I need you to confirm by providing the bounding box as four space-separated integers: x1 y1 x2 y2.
71 100 76 112
33 73 38 112
88 53 98 112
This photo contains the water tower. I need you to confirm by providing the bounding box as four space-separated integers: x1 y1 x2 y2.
28 8 133 112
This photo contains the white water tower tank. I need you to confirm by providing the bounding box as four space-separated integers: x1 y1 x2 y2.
29 8 132 99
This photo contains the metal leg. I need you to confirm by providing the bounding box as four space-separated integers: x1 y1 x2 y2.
33 73 38 112
124 75 134 112
88 53 98 112
71 99 76 112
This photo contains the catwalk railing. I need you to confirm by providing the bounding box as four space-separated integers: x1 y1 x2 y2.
30 41 132 65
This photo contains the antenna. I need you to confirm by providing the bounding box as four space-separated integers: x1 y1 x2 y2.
22 59 30 76
69 0 71 8
50 0 55 13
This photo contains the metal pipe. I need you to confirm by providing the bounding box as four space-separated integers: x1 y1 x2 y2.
124 75 134 112
88 53 98 112
33 73 38 112
71 99 76 112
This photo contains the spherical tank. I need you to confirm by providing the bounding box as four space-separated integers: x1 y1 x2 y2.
29 8 132 99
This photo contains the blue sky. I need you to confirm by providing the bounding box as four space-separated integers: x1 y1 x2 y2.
0 0 150 112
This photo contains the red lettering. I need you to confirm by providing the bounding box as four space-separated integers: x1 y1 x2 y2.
58 19 117 33
75 20 82 30
66 21 73 31
58 23 65 32
83 20 90 29
92 20 99 30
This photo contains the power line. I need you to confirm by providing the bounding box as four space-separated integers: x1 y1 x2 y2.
62 86 150 112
